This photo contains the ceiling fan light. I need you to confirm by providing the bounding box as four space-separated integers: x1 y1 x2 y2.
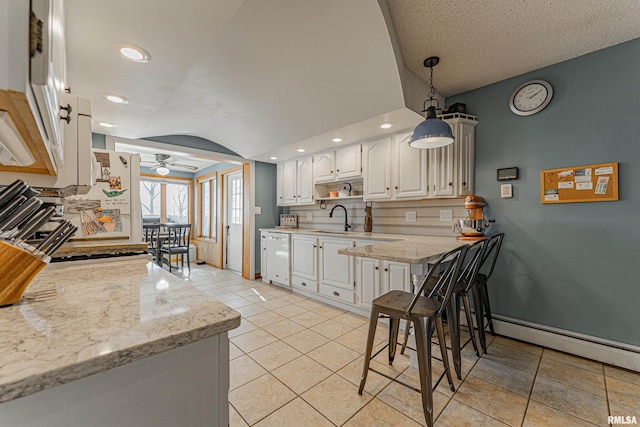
156 166 170 176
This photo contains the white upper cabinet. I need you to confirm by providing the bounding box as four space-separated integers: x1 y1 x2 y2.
430 114 478 197
314 151 335 183
282 156 314 205
313 145 361 184
363 137 392 200
283 160 298 205
297 156 314 204
335 145 362 179
276 163 285 206
429 140 456 197
393 132 428 199
275 114 476 205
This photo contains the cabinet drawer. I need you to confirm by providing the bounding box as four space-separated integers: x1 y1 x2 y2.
292 275 318 292
319 283 355 304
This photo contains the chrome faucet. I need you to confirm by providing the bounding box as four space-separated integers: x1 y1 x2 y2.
329 204 351 232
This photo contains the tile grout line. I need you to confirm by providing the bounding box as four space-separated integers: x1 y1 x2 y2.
518 343 545 427
603 363 612 427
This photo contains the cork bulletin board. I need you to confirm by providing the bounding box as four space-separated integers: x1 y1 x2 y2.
540 162 618 204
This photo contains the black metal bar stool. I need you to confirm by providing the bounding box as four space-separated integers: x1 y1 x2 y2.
473 233 505 353
358 245 468 427
400 239 487 378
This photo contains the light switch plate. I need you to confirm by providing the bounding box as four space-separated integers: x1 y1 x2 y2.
501 184 513 198
439 210 453 222
307 212 313 220
254 206 262 215
405 211 417 222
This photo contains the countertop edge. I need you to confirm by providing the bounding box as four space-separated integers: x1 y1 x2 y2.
0 314 241 404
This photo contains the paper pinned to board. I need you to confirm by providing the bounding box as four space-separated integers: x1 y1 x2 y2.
576 182 593 190
595 176 609 194
544 194 559 201
558 182 574 189
595 166 614 175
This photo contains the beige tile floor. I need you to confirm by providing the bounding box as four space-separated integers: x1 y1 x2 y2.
177 264 640 426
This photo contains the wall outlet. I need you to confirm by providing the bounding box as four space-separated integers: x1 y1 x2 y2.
439 210 453 222
307 212 313 221
405 211 417 222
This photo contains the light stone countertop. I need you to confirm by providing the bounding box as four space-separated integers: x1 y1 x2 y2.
0 258 240 403
260 228 466 264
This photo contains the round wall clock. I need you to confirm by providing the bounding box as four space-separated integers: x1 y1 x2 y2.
509 80 553 116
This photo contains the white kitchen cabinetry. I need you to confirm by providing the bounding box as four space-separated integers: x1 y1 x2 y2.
314 151 335 183
355 256 410 310
313 145 361 184
362 137 392 200
318 237 355 304
430 114 478 197
260 231 269 283
276 163 285 206
281 156 314 205
291 235 318 292
335 145 362 180
393 132 429 199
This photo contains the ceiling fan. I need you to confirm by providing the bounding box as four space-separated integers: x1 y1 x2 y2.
142 154 198 175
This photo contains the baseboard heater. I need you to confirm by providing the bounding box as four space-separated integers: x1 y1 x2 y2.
490 314 640 372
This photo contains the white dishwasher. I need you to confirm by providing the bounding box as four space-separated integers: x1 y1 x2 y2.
265 232 290 288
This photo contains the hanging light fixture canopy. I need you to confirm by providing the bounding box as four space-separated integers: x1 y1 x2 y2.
409 56 454 149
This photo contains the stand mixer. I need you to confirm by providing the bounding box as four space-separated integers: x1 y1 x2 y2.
453 194 495 241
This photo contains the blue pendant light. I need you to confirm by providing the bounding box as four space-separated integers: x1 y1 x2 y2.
409 57 454 149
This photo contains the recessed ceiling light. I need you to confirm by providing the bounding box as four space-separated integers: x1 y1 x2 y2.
380 123 393 129
297 149 306 153
332 137 342 143
112 42 151 63
98 122 117 128
102 93 129 104
270 156 278 160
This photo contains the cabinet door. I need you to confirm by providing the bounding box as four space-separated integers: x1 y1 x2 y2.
319 238 354 290
455 121 476 196
430 142 455 197
363 138 391 200
283 160 298 205
394 133 428 199
276 163 285 206
382 261 411 294
314 151 335 183
261 233 269 283
356 257 380 309
297 156 314 204
291 236 318 281
336 145 362 179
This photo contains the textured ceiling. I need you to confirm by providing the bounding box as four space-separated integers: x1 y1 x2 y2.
387 0 640 96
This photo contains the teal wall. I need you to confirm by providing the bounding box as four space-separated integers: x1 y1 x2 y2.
447 38 640 346
254 161 280 273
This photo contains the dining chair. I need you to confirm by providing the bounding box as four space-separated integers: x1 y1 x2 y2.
473 233 505 353
358 244 468 427
142 224 162 261
400 239 487 378
159 224 191 272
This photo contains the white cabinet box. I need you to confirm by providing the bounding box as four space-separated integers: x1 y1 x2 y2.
355 252 410 309
281 156 313 206
313 145 362 184
291 234 318 291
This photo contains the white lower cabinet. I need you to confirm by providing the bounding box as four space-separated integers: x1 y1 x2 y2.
319 237 355 290
291 235 318 291
260 231 268 283
355 257 410 310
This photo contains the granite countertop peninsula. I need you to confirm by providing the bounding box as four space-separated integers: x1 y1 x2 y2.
260 228 465 264
0 258 240 403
